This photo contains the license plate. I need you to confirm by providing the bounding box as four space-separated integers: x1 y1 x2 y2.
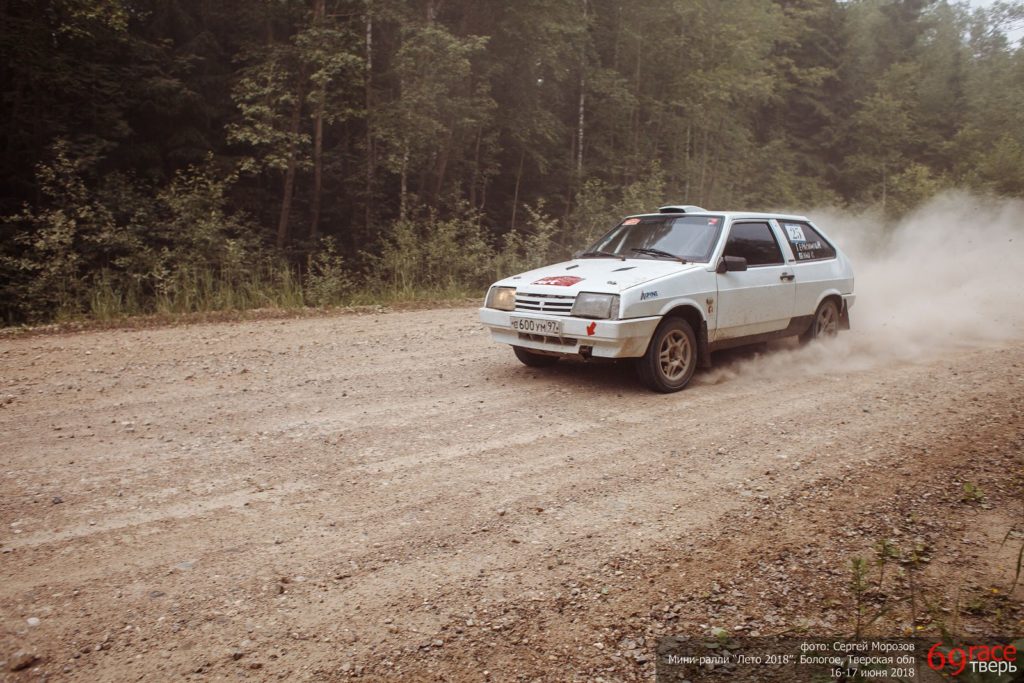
510 316 563 336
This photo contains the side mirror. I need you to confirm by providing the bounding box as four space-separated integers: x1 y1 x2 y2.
572 250 583 259
716 255 748 274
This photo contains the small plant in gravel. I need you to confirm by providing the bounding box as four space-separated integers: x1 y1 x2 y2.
848 540 903 639
874 538 901 592
961 482 986 503
900 539 929 634
846 537 945 638
851 556 870 639
963 593 991 616
998 524 1024 593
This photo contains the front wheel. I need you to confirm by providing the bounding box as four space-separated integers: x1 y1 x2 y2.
513 346 559 367
800 299 840 344
636 317 697 393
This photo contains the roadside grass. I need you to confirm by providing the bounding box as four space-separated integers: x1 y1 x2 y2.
2 213 551 334
846 533 1024 642
81 264 307 323
841 471 1024 682
1 285 482 338
844 536 1024 683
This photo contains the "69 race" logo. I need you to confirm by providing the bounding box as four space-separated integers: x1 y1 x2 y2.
926 642 1018 677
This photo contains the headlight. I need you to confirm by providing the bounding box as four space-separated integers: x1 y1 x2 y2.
571 292 619 320
485 286 516 311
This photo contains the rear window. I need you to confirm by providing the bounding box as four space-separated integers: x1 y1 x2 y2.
780 221 836 261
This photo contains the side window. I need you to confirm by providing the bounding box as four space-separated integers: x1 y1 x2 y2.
723 222 784 266
780 221 837 261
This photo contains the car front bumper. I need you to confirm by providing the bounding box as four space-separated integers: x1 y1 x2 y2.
478 308 660 359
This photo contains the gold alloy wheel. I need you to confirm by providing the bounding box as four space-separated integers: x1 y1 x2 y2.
658 329 693 381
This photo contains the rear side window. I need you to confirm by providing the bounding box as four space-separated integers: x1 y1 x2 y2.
780 221 836 261
723 222 784 266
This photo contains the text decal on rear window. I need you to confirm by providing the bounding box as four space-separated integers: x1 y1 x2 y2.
780 221 837 262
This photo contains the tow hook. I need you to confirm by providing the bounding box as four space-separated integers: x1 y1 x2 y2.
580 345 593 361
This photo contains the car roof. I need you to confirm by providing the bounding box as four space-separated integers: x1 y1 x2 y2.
628 211 812 221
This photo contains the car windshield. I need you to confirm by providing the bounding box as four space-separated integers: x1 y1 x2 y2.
586 215 724 263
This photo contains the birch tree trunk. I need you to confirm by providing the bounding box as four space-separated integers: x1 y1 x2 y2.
510 148 525 230
399 145 409 222
308 0 326 241
276 83 303 249
364 2 374 235
276 53 307 248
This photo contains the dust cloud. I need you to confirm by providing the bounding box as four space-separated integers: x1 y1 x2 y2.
697 192 1024 385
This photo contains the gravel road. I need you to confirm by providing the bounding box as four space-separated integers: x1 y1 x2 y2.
2 305 1022 681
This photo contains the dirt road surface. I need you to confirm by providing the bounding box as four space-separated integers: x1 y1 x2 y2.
2 305 1022 681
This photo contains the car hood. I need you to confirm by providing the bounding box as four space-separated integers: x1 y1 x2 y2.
498 258 700 294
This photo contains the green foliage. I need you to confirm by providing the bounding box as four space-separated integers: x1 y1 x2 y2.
150 259 305 315
887 164 947 218
615 164 667 219
1006 537 1023 594
297 15 364 126
566 179 616 248
3 140 118 320
377 22 495 216
850 556 870 638
961 481 985 503
3 0 1024 324
227 43 312 175
364 200 561 299
371 209 492 295
55 0 129 36
1 142 279 322
304 238 354 307
493 203 561 279
842 534 1024 643
566 166 666 248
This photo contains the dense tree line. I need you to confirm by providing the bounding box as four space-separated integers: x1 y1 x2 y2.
1 0 1022 323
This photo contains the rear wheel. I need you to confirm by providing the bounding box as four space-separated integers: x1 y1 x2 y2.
636 317 697 393
800 299 840 344
513 346 559 367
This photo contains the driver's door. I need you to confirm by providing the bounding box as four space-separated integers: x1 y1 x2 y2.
713 221 796 341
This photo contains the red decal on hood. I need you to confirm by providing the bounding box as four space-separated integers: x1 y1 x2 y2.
532 275 583 287
586 321 596 336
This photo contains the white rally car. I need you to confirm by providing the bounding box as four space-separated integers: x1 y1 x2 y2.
480 205 855 392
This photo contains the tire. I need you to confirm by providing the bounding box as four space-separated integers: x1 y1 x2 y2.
513 346 559 367
800 298 840 344
635 317 697 393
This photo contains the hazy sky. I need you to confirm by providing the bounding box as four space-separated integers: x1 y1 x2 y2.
967 0 1024 42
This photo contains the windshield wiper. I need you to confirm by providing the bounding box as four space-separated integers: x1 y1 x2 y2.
631 247 687 263
579 250 626 261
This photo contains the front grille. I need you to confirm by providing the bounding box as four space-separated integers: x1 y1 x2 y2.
514 292 575 317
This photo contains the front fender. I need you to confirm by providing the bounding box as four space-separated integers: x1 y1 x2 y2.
654 296 711 321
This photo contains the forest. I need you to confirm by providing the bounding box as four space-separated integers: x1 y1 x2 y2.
1 0 1022 324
